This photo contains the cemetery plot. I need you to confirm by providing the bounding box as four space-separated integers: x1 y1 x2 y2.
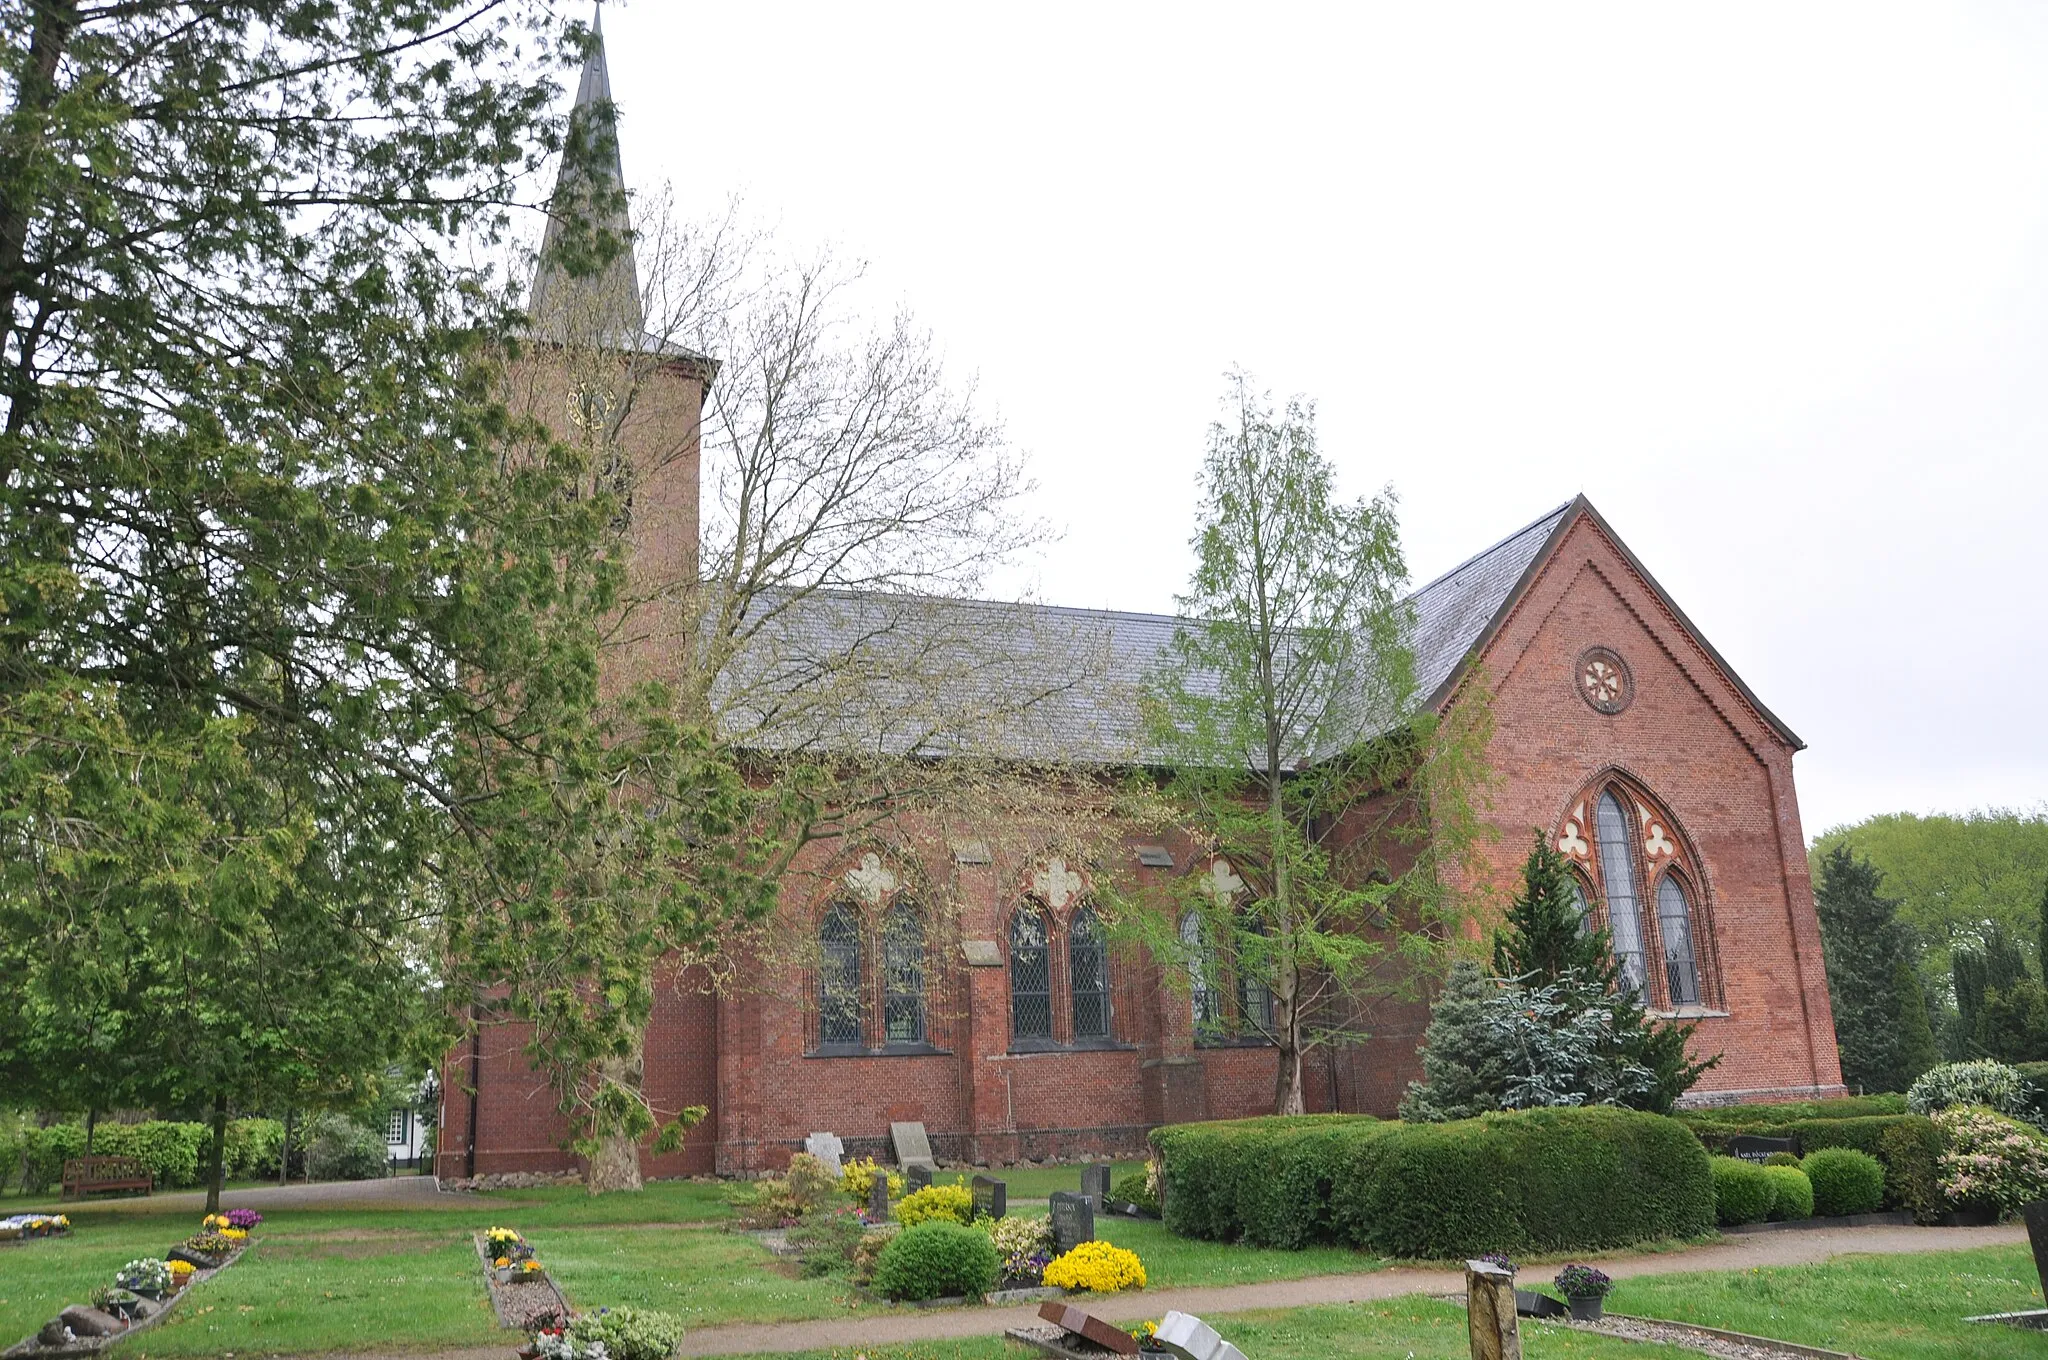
2 1214 260 1359
473 1229 571 1333
0 1215 70 1246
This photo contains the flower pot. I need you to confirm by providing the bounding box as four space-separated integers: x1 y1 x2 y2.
1566 1295 1605 1322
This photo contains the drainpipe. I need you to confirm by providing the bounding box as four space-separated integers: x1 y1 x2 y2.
466 1010 482 1179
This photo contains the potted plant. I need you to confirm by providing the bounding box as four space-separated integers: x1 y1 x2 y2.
1553 1264 1614 1322
91 1286 139 1322
116 1259 173 1301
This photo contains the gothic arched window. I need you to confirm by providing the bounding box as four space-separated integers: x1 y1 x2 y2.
1657 874 1702 1007
883 900 927 1044
1237 936 1275 1037
818 903 864 1047
1593 791 1649 996
1069 906 1111 1040
1010 905 1052 1041
1180 912 1218 1034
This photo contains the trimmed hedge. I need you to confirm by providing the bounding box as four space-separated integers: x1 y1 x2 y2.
8 1118 293 1193
1763 1165 1814 1220
1685 1113 1943 1223
1803 1147 1885 1217
1155 1108 1712 1258
871 1220 1000 1301
1675 1094 1906 1127
1710 1156 1773 1225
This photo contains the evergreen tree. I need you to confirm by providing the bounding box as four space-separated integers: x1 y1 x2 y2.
1815 845 1927 1091
1398 961 1504 1122
1492 831 1619 989
1891 957 1941 1086
1953 921 2031 1048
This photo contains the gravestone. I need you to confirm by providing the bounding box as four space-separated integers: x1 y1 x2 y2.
1081 1163 1112 1209
1038 1301 1138 1356
804 1131 845 1174
1725 1134 1796 1164
2022 1199 2048 1293
1465 1259 1522 1360
1154 1311 1246 1360
890 1120 937 1172
1049 1190 1095 1254
906 1163 933 1193
972 1174 1008 1221
870 1169 891 1221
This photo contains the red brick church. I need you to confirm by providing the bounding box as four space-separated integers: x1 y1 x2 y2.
437 22 1843 1181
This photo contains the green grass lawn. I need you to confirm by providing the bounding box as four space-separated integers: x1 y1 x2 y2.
719 1300 1693 1360
1092 1217 1385 1289
1610 1243 2048 1360
533 1224 859 1328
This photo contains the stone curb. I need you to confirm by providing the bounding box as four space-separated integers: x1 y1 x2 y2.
1592 1312 1867 1360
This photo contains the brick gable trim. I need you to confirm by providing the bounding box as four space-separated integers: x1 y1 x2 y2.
1427 495 1805 753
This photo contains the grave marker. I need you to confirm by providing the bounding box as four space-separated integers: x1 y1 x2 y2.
1725 1134 1795 1164
906 1163 933 1193
972 1174 1008 1220
870 1169 891 1221
1465 1259 1522 1360
1037 1301 1138 1356
1081 1163 1112 1209
891 1120 937 1172
1049 1190 1095 1254
804 1132 845 1174
2023 1199 2048 1296
1154 1311 1246 1360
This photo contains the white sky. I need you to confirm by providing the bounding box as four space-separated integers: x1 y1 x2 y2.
596 1 2048 840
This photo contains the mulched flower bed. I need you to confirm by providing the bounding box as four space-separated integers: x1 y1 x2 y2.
1561 1312 1865 1360
473 1233 573 1332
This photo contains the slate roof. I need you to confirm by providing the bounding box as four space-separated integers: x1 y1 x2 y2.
715 501 1576 767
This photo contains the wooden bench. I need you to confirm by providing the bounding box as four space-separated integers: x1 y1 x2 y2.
61 1155 152 1199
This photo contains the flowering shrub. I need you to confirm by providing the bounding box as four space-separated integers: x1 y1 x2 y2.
188 1231 236 1256
894 1183 975 1228
838 1157 905 1204
1909 1060 2037 1124
202 1213 231 1232
117 1259 172 1295
225 1209 262 1231
219 1227 249 1241
566 1306 687 1360
1554 1264 1612 1299
728 1155 841 1228
1043 1241 1147 1294
1936 1105 2048 1218
530 1328 605 1360
984 1213 1055 1284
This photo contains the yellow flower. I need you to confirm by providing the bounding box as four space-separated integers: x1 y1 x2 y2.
522 1261 540 1272
494 1257 510 1268
1043 1242 1147 1294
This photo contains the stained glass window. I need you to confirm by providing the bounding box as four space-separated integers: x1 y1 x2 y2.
819 902 863 1046
1070 907 1111 1039
1594 792 1649 996
883 900 926 1043
1010 905 1052 1041
1657 875 1701 1007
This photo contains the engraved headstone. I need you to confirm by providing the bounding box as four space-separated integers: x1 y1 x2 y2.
2022 1198 2048 1295
1465 1259 1523 1360
1726 1134 1796 1164
890 1120 936 1172
1154 1311 1246 1360
906 1163 933 1193
1081 1162 1112 1208
870 1169 891 1221
803 1131 845 1174
1038 1301 1139 1355
1049 1190 1095 1254
972 1174 1007 1221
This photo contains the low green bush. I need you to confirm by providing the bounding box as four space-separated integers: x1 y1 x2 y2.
566 1306 686 1360
1686 1113 1943 1223
93 1122 207 1187
1149 1107 1706 1258
1907 1060 2035 1123
1111 1169 1158 1216
304 1114 387 1181
1710 1156 1774 1225
1803 1147 1885 1216
1762 1165 1814 1220
1676 1094 1907 1128
871 1220 1001 1301
1763 1151 1801 1167
224 1119 285 1180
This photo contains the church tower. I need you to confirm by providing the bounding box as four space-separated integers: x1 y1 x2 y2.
513 4 710 692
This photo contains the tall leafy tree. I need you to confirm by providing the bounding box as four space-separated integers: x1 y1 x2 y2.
1492 831 1618 988
1135 371 1491 1115
1814 845 1938 1091
0 3 635 1206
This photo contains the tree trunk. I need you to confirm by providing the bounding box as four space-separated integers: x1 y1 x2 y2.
203 1094 228 1214
1273 987 1307 1115
83 1108 97 1154
280 1111 293 1186
583 1047 646 1195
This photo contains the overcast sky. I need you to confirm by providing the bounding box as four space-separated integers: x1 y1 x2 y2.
593 1 2047 840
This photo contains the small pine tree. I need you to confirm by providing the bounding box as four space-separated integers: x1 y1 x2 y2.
1816 845 1930 1092
1399 960 1505 1122
1492 831 1620 990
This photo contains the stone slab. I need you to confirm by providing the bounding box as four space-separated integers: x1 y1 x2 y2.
1726 1134 1797 1164
1081 1164 1112 1208
890 1122 936 1170
1038 1302 1138 1356
1966 1309 2048 1330
804 1132 845 1174
2023 1198 2048 1295
1049 1191 1095 1253
972 1175 1007 1221
869 1170 891 1221
906 1164 933 1193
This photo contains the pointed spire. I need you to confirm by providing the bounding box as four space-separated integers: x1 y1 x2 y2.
529 2 644 346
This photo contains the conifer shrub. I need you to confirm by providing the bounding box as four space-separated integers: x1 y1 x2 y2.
1709 1156 1774 1225
1761 1165 1814 1220
870 1220 1000 1301
1801 1147 1886 1216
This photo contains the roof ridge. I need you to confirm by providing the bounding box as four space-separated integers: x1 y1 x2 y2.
1406 499 1576 600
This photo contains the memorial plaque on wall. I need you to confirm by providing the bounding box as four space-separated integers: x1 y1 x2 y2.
1049 1190 1095 1253
971 1174 1007 1221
